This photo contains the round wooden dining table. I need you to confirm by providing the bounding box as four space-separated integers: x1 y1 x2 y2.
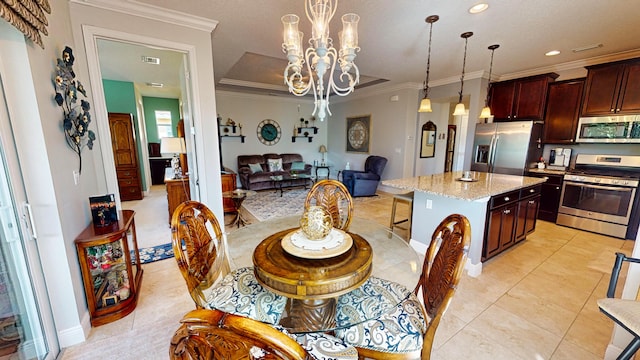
224 216 422 334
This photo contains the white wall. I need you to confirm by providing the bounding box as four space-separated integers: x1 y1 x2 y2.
0 0 104 347
215 91 323 180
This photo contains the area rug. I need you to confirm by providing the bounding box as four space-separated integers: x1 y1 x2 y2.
131 243 174 264
242 188 308 221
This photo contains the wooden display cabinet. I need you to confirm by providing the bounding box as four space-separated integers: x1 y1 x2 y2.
75 210 143 326
166 176 191 223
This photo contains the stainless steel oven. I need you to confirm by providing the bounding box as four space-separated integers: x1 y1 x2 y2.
557 154 640 239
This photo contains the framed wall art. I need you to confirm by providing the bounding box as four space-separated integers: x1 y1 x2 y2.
346 115 370 153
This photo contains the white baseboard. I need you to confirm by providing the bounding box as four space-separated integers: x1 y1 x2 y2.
58 312 91 348
604 344 625 360
465 259 482 278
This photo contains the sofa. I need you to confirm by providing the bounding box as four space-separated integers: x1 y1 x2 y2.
237 153 312 190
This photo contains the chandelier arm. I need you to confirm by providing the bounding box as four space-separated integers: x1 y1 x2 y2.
331 66 359 95
284 64 312 96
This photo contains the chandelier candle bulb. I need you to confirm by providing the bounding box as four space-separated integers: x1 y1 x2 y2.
282 0 360 121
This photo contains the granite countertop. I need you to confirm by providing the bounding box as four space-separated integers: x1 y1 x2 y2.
526 167 567 176
382 171 546 201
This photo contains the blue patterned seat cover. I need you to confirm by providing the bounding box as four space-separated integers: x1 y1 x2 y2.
334 276 427 354
205 267 286 325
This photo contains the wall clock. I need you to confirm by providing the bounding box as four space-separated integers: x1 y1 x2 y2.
257 119 281 145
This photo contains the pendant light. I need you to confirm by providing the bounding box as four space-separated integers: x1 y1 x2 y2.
453 31 473 116
480 44 500 119
418 15 439 113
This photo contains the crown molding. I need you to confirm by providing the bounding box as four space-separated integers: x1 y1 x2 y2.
219 78 289 92
69 0 217 32
497 48 640 81
216 89 313 104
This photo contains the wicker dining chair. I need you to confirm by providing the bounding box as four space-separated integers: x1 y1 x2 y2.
171 200 286 324
304 179 354 231
170 309 358 360
598 252 640 360
334 214 471 359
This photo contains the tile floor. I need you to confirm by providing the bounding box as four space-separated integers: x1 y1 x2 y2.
58 188 632 359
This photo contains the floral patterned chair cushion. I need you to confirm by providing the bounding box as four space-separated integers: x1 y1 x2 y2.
205 267 287 325
292 331 359 360
334 276 427 355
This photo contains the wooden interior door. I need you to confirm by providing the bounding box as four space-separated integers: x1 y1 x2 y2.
109 113 143 201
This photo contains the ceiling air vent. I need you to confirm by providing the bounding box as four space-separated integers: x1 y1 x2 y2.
146 82 164 88
141 56 160 65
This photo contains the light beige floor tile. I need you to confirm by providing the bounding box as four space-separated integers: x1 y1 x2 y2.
551 339 603 360
467 304 562 359
60 190 634 360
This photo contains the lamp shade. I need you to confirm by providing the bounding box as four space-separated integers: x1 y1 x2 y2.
319 145 327 153
453 103 466 116
160 137 186 154
418 98 432 112
479 106 492 119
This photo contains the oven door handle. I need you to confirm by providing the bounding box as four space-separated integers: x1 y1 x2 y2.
564 181 636 193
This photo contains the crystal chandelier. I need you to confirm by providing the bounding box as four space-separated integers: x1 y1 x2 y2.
453 32 473 116
281 0 360 121
418 15 439 113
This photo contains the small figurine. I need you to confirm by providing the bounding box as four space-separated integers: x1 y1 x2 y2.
238 123 243 135
226 118 235 126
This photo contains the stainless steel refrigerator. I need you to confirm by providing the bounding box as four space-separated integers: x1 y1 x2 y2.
470 120 543 175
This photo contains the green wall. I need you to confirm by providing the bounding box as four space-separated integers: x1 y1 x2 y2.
142 96 181 143
102 79 147 190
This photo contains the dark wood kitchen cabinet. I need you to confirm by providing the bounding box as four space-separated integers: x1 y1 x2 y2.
483 190 519 261
527 172 563 223
581 58 640 116
515 186 541 242
489 73 558 121
543 79 585 144
109 113 143 201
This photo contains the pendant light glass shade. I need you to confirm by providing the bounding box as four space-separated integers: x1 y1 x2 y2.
418 98 432 112
479 106 492 118
418 15 439 113
480 44 500 119
453 103 466 116
453 31 473 116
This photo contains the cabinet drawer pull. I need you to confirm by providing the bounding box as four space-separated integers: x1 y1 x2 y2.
504 196 510 201
504 209 511 214
529 189 535 193
556 186 560 190
529 200 535 204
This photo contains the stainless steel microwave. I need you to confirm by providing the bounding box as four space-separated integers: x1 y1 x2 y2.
576 116 640 143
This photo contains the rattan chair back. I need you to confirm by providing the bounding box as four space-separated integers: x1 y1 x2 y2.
304 179 354 231
170 309 310 360
171 200 230 308
417 213 471 359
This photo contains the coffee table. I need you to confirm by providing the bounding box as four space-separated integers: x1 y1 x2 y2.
270 174 314 197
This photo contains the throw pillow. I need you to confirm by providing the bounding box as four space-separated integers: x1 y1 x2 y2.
291 161 306 171
267 158 283 172
248 163 263 174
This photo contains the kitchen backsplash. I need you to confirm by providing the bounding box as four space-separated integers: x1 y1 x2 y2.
541 143 640 168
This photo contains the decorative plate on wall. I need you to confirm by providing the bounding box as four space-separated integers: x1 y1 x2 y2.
257 119 281 145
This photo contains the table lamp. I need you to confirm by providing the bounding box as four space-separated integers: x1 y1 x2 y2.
160 137 186 178
319 145 327 166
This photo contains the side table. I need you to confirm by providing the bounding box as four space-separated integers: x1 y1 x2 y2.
315 165 331 180
222 190 256 227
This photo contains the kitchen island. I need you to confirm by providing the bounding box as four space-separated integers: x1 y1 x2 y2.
382 171 545 277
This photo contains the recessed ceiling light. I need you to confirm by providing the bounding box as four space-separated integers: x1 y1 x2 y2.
545 50 561 56
469 3 489 14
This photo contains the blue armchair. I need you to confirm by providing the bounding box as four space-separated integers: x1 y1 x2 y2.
341 156 388 197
